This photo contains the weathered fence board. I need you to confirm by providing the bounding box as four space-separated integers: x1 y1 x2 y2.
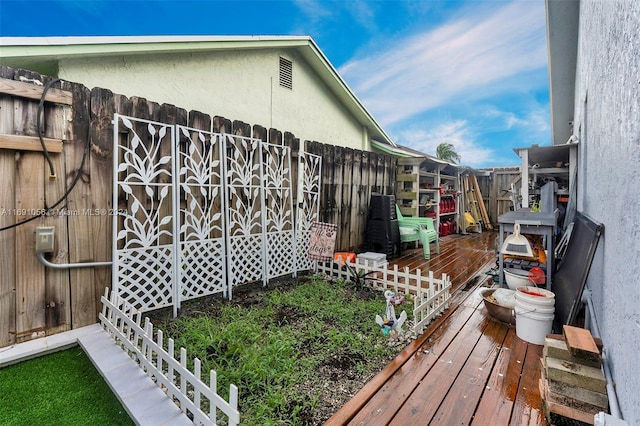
14 70 47 342
339 148 354 251
62 79 95 338
43 83 70 335
86 88 116 326
0 66 17 347
477 168 520 225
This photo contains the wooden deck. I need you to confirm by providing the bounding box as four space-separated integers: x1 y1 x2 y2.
327 231 548 426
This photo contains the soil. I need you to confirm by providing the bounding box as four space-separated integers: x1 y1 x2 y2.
146 274 411 425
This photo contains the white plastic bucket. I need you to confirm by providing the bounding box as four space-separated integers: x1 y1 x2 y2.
514 286 555 345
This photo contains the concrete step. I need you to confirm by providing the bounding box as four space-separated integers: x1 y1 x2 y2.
78 328 193 426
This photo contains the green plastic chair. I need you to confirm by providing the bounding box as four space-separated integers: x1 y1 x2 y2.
396 205 440 259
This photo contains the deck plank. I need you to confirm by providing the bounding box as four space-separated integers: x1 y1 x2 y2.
430 317 510 425
327 231 548 426
345 298 485 425
387 308 494 424
510 343 546 425
471 327 528 425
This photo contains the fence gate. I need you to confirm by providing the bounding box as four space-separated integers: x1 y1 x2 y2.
113 115 320 314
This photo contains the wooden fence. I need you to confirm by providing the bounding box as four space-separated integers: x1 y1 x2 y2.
0 66 397 347
476 167 521 226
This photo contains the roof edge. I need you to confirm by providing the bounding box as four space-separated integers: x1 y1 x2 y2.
0 34 396 147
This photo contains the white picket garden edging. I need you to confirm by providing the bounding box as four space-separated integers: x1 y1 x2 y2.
316 260 452 335
99 288 240 426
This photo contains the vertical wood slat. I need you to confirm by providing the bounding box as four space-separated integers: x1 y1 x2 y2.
63 80 94 331
0 65 16 347
86 88 116 327
331 146 344 248
348 150 363 252
284 132 298 214
187 109 214 236
358 151 371 251
339 148 354 251
43 79 70 335
14 69 46 343
158 103 187 248
314 142 332 224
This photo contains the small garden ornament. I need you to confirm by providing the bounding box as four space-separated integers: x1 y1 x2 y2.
375 290 407 340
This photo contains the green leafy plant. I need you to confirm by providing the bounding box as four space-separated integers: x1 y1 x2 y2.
160 276 414 425
344 263 379 290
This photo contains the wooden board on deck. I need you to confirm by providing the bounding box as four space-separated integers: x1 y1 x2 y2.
563 325 601 363
541 356 608 409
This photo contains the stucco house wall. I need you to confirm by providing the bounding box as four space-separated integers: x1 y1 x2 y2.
58 48 365 149
571 1 640 421
0 36 392 151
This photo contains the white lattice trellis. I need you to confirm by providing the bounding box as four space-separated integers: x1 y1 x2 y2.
262 142 296 279
176 126 228 301
113 115 321 312
224 134 266 293
112 115 177 314
295 151 322 271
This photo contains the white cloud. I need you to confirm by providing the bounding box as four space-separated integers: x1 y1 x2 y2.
293 0 332 21
339 0 547 126
481 103 550 142
397 120 495 168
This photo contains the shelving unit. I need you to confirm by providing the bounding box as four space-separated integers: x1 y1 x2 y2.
497 210 557 290
395 157 459 235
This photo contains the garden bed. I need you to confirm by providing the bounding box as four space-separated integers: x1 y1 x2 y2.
148 274 415 425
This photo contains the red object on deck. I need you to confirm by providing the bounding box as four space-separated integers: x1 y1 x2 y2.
334 252 356 263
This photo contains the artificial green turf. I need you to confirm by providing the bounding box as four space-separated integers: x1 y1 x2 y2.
0 346 133 426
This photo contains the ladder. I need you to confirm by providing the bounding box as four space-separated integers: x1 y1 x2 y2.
463 174 493 231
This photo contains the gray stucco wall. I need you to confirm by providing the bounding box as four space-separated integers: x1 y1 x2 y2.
572 0 640 422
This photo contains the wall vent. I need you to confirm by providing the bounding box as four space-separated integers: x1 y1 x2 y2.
279 57 292 90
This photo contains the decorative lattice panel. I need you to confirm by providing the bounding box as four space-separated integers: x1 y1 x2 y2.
224 134 266 292
112 115 323 312
262 142 296 279
176 126 228 300
112 115 177 312
296 151 322 271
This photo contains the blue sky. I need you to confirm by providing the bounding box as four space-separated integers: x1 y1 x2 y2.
0 0 550 168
